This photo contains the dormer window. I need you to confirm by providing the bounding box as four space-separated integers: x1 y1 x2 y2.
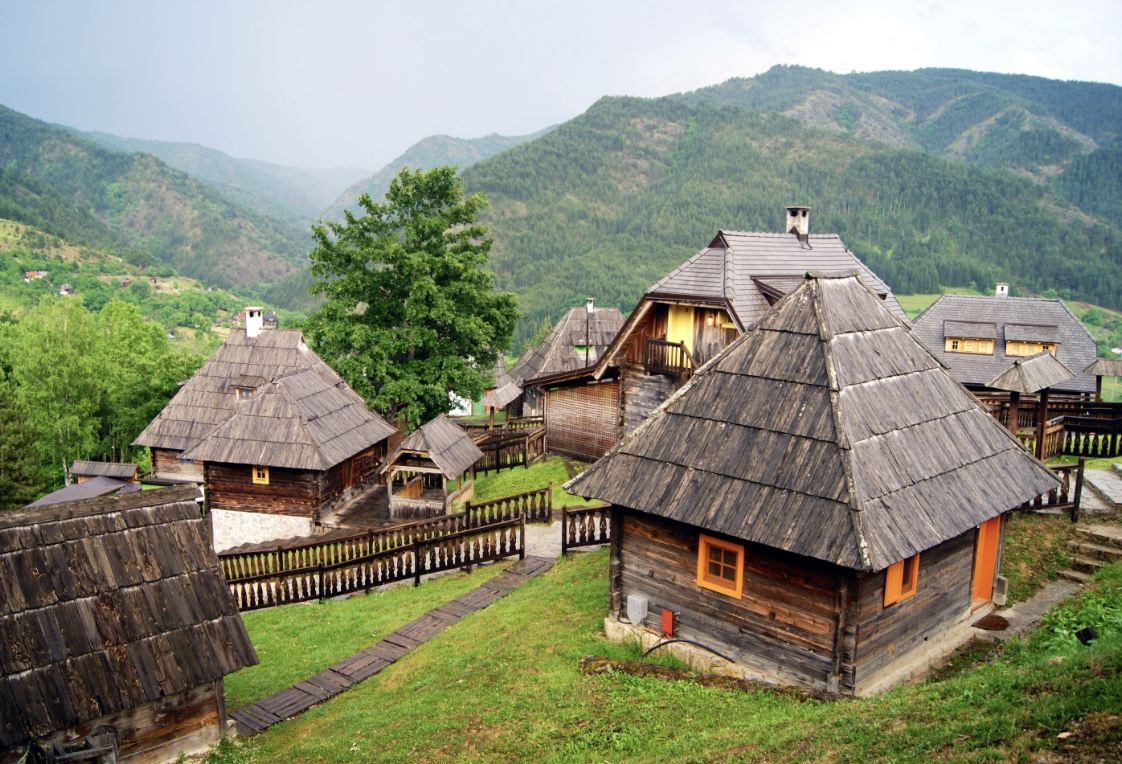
945 337 994 355
235 386 255 400
1006 341 1057 357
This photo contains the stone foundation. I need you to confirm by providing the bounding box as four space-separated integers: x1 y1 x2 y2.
210 509 314 553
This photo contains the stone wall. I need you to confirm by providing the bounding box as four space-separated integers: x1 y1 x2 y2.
211 509 315 553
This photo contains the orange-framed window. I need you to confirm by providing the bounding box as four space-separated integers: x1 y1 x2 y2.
883 553 920 607
696 534 744 599
252 465 270 485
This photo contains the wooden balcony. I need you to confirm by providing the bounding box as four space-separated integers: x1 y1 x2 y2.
643 337 697 380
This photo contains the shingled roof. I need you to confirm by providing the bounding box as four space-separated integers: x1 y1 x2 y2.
25 476 141 508
134 328 345 453
0 485 257 750
480 381 523 410
986 351 1077 394
1085 358 1122 377
381 415 482 480
512 306 625 385
69 461 138 480
179 367 396 471
912 295 1097 394
647 230 907 327
568 273 1058 572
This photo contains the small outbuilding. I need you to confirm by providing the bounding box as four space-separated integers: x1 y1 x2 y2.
568 272 1059 697
379 414 483 519
24 476 141 508
0 485 258 763
985 351 1077 459
69 460 139 484
1084 358 1122 402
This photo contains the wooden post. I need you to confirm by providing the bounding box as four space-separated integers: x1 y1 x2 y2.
317 563 324 602
214 679 228 738
1095 375 1103 402
1072 457 1085 524
1036 388 1050 461
413 538 422 587
561 507 569 556
519 514 526 560
608 506 623 621
489 408 494 432
1007 391 1020 436
523 434 529 470
547 482 553 524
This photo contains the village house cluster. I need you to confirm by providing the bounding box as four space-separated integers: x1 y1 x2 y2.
3 207 1120 763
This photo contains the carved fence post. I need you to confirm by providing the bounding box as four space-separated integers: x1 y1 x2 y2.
519 514 526 560
413 538 423 587
1072 457 1085 524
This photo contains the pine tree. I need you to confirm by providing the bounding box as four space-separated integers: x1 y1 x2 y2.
0 370 46 510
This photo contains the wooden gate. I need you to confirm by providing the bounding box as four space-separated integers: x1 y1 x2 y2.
545 380 620 462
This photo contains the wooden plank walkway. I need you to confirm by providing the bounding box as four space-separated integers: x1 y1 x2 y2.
229 556 554 735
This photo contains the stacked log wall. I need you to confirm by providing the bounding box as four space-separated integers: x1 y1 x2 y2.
620 368 676 437
206 463 319 517
153 448 204 481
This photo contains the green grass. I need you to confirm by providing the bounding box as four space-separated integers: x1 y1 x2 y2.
896 287 986 320
1000 512 1078 604
211 551 1122 764
472 455 601 507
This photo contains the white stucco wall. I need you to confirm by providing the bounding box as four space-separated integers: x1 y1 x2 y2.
210 509 315 553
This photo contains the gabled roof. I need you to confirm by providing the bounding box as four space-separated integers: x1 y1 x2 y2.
179 367 396 471
986 351 1077 394
24 476 141 508
68 461 138 480
511 306 626 385
648 230 906 327
1085 358 1122 377
912 295 1097 393
568 273 1058 572
381 414 483 480
134 328 344 453
481 381 523 410
0 485 257 749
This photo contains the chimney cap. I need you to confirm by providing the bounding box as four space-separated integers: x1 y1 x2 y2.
786 205 811 212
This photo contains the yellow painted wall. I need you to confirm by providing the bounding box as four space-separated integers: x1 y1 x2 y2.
667 305 695 354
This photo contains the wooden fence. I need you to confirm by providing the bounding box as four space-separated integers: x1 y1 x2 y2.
466 484 552 526
225 517 524 611
474 427 546 474
561 504 611 554
1015 416 1066 461
1060 417 1122 459
643 337 696 380
1016 459 1085 522
453 416 545 437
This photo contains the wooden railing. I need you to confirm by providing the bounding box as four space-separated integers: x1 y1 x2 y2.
474 427 546 474
1016 416 1065 461
467 484 552 526
454 416 545 436
561 504 611 554
1017 459 1085 522
643 337 696 379
225 517 524 611
1061 417 1122 459
389 495 446 519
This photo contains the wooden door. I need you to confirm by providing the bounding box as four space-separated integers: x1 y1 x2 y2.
972 516 1002 609
341 457 354 491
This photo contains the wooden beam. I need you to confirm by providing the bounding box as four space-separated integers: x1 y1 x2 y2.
1036 388 1050 461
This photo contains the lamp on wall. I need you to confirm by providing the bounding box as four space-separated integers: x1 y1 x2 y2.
707 313 715 326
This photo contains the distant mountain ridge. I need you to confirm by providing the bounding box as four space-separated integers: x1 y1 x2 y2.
321 128 555 222
76 130 368 226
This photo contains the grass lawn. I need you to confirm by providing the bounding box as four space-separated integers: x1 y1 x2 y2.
472 455 601 507
1000 513 1079 604
211 550 1122 764
895 287 985 320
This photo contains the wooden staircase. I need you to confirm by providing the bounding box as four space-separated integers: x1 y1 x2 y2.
1059 524 1122 584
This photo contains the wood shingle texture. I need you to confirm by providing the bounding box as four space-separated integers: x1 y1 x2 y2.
179 367 396 471
381 415 483 480
24 476 141 508
480 381 523 410
0 485 258 750
133 328 344 454
512 306 625 385
986 351 1077 395
912 295 1097 393
1085 358 1122 377
569 272 1059 572
69 461 138 481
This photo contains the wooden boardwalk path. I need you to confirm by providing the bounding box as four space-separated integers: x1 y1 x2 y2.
229 556 554 735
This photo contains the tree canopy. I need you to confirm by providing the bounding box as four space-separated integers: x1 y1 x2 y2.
305 166 519 430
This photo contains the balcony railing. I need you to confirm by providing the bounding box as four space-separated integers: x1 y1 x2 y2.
643 337 697 380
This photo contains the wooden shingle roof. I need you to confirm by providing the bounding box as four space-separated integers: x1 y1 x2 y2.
381 415 482 480
25 476 141 508
133 328 344 453
69 461 137 480
179 367 396 471
912 295 1097 393
511 306 625 385
986 351 1077 394
0 486 257 749
568 273 1059 572
480 381 523 410
1085 358 1122 377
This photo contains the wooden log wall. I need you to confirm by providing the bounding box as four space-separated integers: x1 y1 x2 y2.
617 512 849 693
623 304 669 365
620 366 677 437
690 308 735 366
206 463 319 517
153 448 204 481
544 380 620 462
851 530 975 691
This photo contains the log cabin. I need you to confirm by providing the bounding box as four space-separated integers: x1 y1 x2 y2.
178 367 397 552
378 414 483 519
0 485 258 764
527 207 906 461
567 271 1059 697
133 307 353 484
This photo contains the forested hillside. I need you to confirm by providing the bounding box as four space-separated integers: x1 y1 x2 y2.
322 128 554 222
463 96 1122 348
79 130 367 226
0 105 308 287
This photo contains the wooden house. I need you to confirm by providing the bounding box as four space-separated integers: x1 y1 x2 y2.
528 208 905 461
0 485 257 764
502 303 625 418
69 460 138 484
178 367 397 552
379 415 483 519
134 312 360 484
568 272 1059 697
912 291 1097 396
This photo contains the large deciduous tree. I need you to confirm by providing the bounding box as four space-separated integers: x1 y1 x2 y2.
0 369 46 510
305 166 519 430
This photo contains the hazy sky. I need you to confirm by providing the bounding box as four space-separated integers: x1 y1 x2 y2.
3 0 1119 171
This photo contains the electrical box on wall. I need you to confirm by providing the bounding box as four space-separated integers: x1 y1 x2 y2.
661 608 674 637
626 596 648 626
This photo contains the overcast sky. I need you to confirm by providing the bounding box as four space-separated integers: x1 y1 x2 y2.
3 0 1119 171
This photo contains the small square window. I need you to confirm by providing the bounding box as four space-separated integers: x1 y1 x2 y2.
697 534 744 598
252 465 269 485
884 553 920 606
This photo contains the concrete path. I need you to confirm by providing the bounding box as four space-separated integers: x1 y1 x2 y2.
976 579 1083 643
1085 468 1122 512
523 517 607 559
231 556 554 735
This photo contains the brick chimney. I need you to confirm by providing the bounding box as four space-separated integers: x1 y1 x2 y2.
245 306 264 338
786 206 810 236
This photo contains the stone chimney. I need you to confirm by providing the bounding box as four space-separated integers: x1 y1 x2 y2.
786 206 810 236
995 283 1009 298
245 306 264 338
